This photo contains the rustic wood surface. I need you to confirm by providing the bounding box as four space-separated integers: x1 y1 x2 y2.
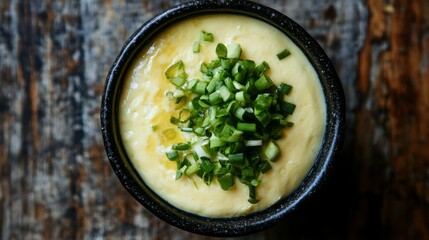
1 0 428 239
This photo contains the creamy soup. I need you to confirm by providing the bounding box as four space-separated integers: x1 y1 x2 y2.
118 14 326 217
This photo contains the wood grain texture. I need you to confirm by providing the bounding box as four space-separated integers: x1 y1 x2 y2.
0 0 428 239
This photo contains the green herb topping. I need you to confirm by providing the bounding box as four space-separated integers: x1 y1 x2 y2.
276 48 291 60
164 36 295 204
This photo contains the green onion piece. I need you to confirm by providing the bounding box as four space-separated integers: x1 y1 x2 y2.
225 129 243 142
221 58 234 70
228 153 244 166
193 41 200 53
224 77 235 91
280 101 296 115
264 141 280 162
242 60 255 71
200 30 214 42
201 172 213 186
232 107 245 121
232 81 245 90
218 173 234 190
258 160 272 173
218 85 232 102
216 43 227 58
254 94 273 111
200 159 214 173
251 179 261 187
180 127 193 132
279 83 293 95
194 127 205 136
166 151 179 161
248 185 259 204
254 75 273 91
192 81 207 95
162 128 176 140
235 91 249 102
210 135 226 148
176 165 187 180
237 122 256 132
245 140 262 147
186 79 197 90
185 163 200 176
172 142 191 151
227 43 242 59
276 48 291 60
241 167 255 182
254 61 270 75
200 63 209 74
172 89 185 98
165 60 187 87
270 129 283 140
209 92 222 105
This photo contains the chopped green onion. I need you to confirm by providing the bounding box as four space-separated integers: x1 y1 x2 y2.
245 140 262 147
235 91 249 102
258 160 272 173
193 41 200 53
237 122 256 132
218 85 232 102
228 153 244 166
264 141 280 162
234 107 246 121
200 159 214 173
192 81 207 95
254 61 270 75
276 48 291 60
216 43 227 58
218 173 234 190
241 167 255 182
210 136 226 148
166 151 179 161
165 60 187 87
227 43 242 59
254 75 273 91
251 179 261 187
209 92 222 105
175 165 187 180
200 30 214 42
279 83 293 95
280 101 296 115
180 127 193 132
164 36 296 204
185 163 200 176
172 142 191 151
248 185 259 204
162 128 176 140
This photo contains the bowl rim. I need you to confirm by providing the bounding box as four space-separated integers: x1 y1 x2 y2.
101 0 346 237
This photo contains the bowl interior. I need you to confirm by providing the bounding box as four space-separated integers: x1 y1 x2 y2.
101 0 345 237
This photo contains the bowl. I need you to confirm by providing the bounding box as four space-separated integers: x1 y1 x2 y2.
100 0 345 237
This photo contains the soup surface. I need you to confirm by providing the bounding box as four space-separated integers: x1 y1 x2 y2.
119 14 326 217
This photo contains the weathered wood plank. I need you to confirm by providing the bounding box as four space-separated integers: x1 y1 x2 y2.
353 0 429 239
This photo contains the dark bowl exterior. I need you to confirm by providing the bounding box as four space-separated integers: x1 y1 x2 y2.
100 0 345 237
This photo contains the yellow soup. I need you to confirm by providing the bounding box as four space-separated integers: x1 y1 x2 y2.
119 14 326 217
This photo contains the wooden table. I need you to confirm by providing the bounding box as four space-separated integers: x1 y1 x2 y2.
1 0 428 239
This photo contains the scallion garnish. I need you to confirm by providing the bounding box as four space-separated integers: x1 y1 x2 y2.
200 30 214 42
276 48 291 60
192 41 200 53
164 35 296 204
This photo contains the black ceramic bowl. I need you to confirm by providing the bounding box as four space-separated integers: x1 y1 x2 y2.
101 0 345 237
